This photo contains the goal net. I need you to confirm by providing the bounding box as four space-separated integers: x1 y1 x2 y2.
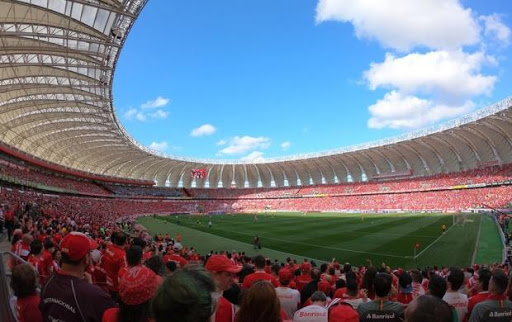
453 213 467 226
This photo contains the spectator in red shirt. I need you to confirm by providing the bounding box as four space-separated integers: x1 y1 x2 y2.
205 254 243 322
102 231 127 299
467 268 492 318
27 240 50 285
102 264 160 322
242 255 279 289
10 263 43 322
4 204 15 242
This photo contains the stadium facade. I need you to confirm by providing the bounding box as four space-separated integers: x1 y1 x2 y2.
0 0 511 189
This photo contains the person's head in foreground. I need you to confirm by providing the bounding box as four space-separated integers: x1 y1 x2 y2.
152 267 215 322
405 295 452 322
236 280 282 322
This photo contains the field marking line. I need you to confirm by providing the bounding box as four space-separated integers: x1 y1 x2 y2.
172 220 413 259
471 214 483 265
414 221 458 259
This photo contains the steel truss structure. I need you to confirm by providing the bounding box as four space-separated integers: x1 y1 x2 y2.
0 0 512 188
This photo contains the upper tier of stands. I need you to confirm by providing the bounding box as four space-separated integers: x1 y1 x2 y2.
0 149 510 213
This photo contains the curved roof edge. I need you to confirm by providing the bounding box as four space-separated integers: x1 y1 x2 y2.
113 96 512 165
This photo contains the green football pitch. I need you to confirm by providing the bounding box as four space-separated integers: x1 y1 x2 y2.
137 212 503 269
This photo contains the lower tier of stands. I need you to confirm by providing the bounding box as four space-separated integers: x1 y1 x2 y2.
1 184 510 221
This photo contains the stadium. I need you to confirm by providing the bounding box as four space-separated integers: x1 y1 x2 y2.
0 1 511 322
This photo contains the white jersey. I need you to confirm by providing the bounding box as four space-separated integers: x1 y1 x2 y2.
443 291 468 322
293 304 328 322
276 287 300 318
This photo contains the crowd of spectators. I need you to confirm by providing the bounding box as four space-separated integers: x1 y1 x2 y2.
2 192 512 322
0 157 111 195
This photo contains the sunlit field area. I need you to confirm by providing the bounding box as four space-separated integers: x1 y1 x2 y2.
138 212 502 268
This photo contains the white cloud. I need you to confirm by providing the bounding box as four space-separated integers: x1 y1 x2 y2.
217 136 271 155
316 0 480 52
216 140 227 146
364 50 497 101
481 14 511 46
123 97 170 122
141 96 170 109
124 108 137 119
148 141 169 153
191 124 217 137
149 109 169 119
367 91 474 129
241 151 265 162
280 141 291 150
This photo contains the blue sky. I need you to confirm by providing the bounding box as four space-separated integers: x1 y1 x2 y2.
113 0 512 161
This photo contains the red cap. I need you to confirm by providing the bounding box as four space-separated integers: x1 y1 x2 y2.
60 232 95 261
205 255 242 273
279 269 293 282
119 266 160 305
329 303 359 322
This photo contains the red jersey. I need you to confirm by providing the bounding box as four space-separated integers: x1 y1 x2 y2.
142 251 153 262
101 244 126 292
214 295 236 322
242 271 279 289
41 250 54 276
17 294 43 322
28 255 50 285
163 254 187 268
296 274 312 293
467 291 489 317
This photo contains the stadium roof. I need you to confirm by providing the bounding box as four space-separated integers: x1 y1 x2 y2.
1 0 512 188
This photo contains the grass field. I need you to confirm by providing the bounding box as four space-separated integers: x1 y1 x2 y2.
137 212 502 269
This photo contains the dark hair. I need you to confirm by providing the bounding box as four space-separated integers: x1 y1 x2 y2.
399 272 412 288
131 237 146 248
30 240 43 256
152 267 215 322
166 261 177 273
320 263 328 273
223 283 241 305
254 255 265 269
144 255 164 276
10 264 37 298
374 273 392 297
362 267 377 294
270 264 281 276
126 246 143 266
119 301 151 322
113 231 127 246
490 269 509 295
335 278 347 290
346 278 358 296
236 281 281 322
447 268 464 291
428 275 447 298
410 269 422 283
311 291 327 302
405 295 452 322
43 237 54 250
478 268 492 291
310 268 321 281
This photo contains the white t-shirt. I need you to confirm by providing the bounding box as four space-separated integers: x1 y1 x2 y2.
276 287 300 318
443 291 468 322
293 304 328 322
